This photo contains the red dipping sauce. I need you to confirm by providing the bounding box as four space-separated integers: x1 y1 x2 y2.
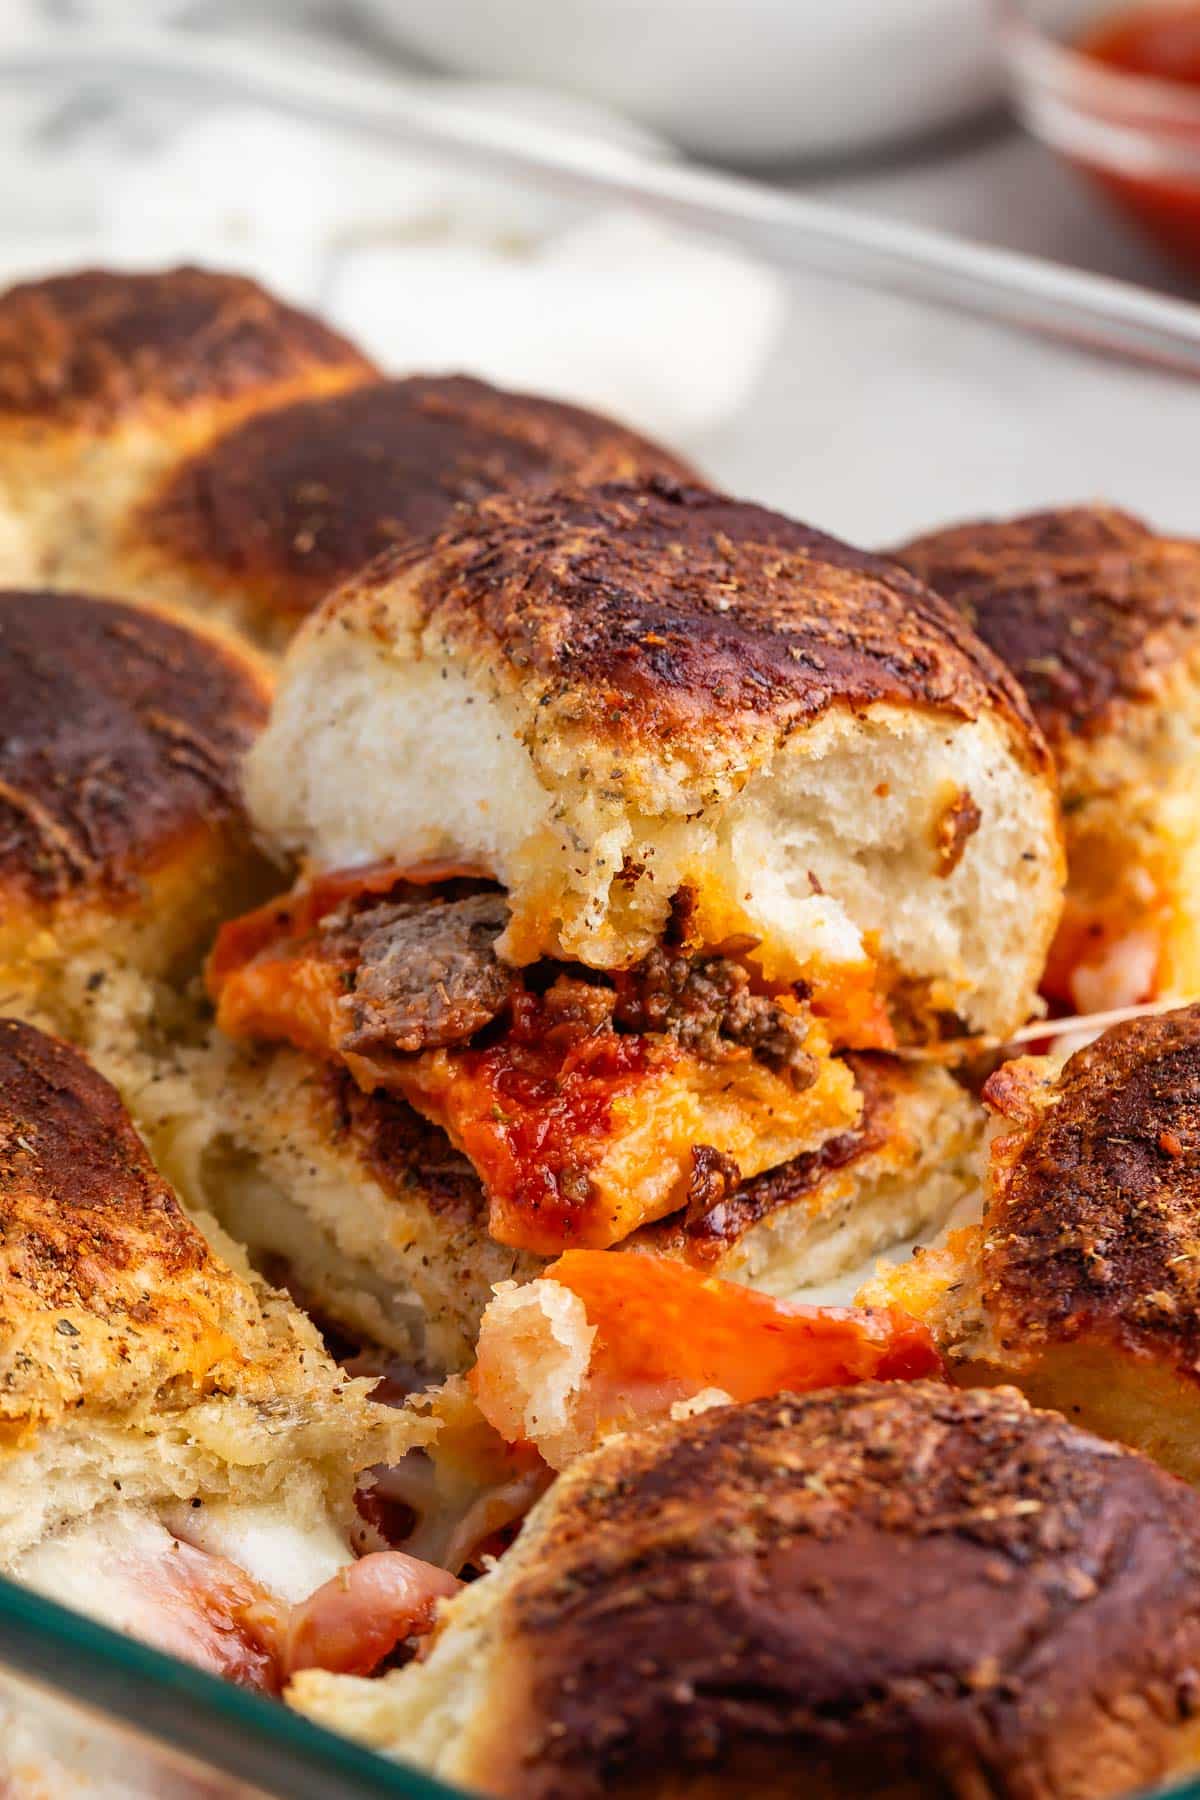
1073 3 1200 273
1082 3 1200 83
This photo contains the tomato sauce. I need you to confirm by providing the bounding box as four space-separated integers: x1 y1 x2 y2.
1073 3 1200 273
407 988 661 1253
1083 3 1200 83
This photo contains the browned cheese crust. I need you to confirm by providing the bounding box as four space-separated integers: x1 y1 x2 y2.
0 1019 276 1442
0 266 371 432
477 1383 1200 1799
981 1004 1200 1374
638 1051 902 1260
371 480 1050 778
322 1052 916 1268
894 506 1200 753
0 589 270 921
134 376 697 635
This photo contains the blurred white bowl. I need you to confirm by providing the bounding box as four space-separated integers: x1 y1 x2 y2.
354 0 999 164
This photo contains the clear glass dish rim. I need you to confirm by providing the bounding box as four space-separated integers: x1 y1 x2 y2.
4 1557 1200 1800
0 14 1198 374
0 1571 464 1799
0 20 1193 1800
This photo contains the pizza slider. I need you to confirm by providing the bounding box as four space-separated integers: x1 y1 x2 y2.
863 1002 1200 1487
0 1018 456 1712
207 478 1058 1280
0 266 372 599
116 373 695 650
0 588 275 1098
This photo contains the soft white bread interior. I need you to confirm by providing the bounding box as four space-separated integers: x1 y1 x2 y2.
896 507 1200 1013
248 481 1063 1041
157 1039 537 1374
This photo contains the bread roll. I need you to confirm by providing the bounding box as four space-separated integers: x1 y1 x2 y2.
0 266 372 595
0 1016 470 1800
0 1018 395 1566
209 477 1048 1278
865 1003 1200 1486
0 588 276 1087
896 506 1200 1011
249 480 1062 1041
117 375 696 650
292 1383 1200 1799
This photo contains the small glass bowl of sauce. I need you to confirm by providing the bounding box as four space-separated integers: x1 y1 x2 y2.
999 0 1200 276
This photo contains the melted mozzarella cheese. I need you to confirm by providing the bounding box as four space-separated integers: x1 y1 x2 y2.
159 1497 352 1605
12 1503 455 1695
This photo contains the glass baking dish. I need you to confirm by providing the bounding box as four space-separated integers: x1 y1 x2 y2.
0 17 1199 1799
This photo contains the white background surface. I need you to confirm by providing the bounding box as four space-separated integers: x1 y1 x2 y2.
0 5 1194 546
738 127 1200 542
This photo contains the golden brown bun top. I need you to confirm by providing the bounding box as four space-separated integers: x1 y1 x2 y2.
895 506 1200 750
349 478 1050 775
0 589 270 914
486 1382 1200 1799
0 266 371 432
982 1003 1200 1374
136 376 697 633
0 1018 284 1440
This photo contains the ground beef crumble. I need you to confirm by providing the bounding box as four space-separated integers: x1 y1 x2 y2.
611 947 814 1078
321 887 814 1082
337 891 515 1057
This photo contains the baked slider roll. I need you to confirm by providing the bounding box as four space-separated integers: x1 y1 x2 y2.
0 265 373 595
115 375 696 651
863 1003 1200 1486
0 1019 459 1699
0 589 277 1091
292 1383 1200 1800
210 479 1059 1268
171 1046 979 1373
896 506 1200 1012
